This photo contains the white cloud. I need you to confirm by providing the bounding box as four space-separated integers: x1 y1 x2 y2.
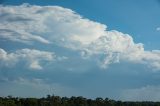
1 4 160 70
0 48 55 70
156 27 160 31
121 85 160 101
30 61 43 70
89 30 160 70
0 4 106 47
0 29 50 44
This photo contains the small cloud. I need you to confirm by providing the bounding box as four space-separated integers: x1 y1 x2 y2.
156 27 160 31
29 61 43 70
57 56 68 61
0 48 55 70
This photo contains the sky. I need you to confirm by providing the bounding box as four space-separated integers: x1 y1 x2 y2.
0 0 160 101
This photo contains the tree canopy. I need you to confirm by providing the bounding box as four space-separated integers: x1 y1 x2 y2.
0 95 159 106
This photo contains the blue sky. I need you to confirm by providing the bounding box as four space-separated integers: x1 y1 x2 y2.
1 0 160 101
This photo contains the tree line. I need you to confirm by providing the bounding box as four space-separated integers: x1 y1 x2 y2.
0 95 160 106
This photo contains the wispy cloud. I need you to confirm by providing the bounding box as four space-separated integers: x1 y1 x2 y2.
0 77 77 97
121 85 160 101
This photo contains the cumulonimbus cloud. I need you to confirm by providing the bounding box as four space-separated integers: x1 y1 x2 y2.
0 4 160 70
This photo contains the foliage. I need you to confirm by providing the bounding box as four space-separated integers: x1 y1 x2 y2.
0 95 160 106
